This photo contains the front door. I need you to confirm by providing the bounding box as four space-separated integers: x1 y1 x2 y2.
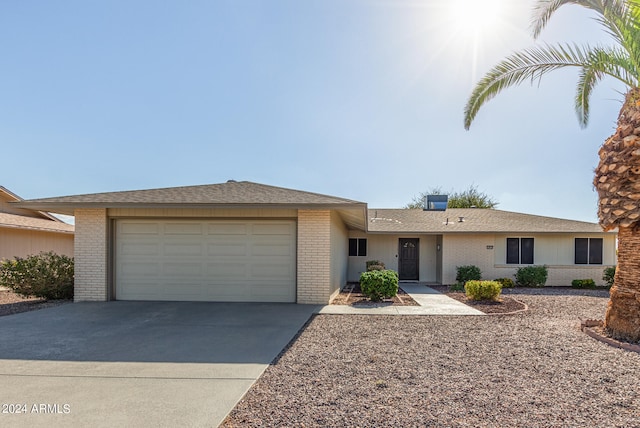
398 238 419 280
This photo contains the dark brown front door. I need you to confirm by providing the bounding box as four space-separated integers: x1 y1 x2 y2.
399 238 419 280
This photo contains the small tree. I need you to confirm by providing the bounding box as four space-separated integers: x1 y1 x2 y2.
405 185 498 209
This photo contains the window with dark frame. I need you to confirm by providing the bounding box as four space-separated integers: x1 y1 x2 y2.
575 238 603 264
506 238 534 264
348 238 367 256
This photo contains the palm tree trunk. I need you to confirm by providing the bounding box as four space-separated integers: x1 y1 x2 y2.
595 87 640 342
605 225 640 341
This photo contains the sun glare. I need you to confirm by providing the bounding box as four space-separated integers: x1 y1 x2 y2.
441 0 509 84
447 0 504 39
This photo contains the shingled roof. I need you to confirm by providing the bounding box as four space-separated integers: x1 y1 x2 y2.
0 212 74 234
15 181 367 215
368 208 608 234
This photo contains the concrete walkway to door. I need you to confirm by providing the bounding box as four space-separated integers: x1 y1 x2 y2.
318 283 485 315
0 301 319 428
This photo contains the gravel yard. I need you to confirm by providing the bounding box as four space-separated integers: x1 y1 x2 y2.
223 288 640 427
0 288 70 316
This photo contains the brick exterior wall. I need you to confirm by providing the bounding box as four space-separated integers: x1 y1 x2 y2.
442 234 495 284
74 209 108 301
442 234 614 286
297 210 331 304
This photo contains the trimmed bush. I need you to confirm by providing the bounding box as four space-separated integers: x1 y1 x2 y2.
456 265 482 283
0 252 74 300
359 270 398 302
603 266 616 288
494 277 515 288
514 265 548 287
366 260 386 271
571 279 596 289
465 280 502 301
449 283 465 292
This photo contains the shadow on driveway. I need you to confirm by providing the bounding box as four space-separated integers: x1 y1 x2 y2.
0 301 320 363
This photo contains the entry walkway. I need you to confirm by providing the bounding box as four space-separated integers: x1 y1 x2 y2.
318 283 484 315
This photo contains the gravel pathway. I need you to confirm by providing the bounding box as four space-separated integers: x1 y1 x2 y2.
223 288 640 427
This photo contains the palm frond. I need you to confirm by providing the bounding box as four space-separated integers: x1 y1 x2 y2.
531 0 605 39
464 44 636 129
575 67 600 126
576 46 639 126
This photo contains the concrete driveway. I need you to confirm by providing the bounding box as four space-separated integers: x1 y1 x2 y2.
0 301 318 427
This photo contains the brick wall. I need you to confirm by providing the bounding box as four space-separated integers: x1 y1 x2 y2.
442 234 495 284
443 233 614 286
297 210 331 304
74 209 108 301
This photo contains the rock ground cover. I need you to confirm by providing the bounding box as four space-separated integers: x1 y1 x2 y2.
430 285 526 314
0 288 70 316
223 288 640 427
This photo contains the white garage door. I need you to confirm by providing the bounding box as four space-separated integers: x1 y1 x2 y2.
115 219 296 302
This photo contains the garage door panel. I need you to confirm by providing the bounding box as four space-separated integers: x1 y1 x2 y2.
120 262 162 277
207 223 247 235
164 223 203 235
120 223 160 235
121 243 161 256
252 223 293 235
116 219 296 302
164 243 203 256
250 263 294 279
162 262 202 277
252 242 292 256
207 242 247 256
205 262 250 279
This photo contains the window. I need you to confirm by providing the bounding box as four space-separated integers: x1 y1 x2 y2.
506 238 534 264
575 238 603 264
349 238 367 256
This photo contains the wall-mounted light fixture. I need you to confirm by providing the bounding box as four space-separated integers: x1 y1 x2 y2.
437 244 441 251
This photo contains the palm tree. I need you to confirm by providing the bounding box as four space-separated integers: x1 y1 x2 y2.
464 0 640 341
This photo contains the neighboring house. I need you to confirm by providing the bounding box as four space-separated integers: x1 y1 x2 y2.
15 181 616 304
0 186 74 260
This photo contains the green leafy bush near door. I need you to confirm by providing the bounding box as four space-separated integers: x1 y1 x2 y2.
359 270 398 302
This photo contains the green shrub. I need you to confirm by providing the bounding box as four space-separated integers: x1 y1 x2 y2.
603 266 616 288
571 279 596 289
366 260 385 271
494 277 515 288
0 252 74 300
450 283 465 292
359 270 398 302
464 280 502 301
456 265 482 283
514 265 548 287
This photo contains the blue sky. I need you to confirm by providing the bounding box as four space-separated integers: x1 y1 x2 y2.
1 1 628 222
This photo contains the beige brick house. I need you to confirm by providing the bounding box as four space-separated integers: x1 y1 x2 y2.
16 181 616 304
0 186 74 260
17 181 366 304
